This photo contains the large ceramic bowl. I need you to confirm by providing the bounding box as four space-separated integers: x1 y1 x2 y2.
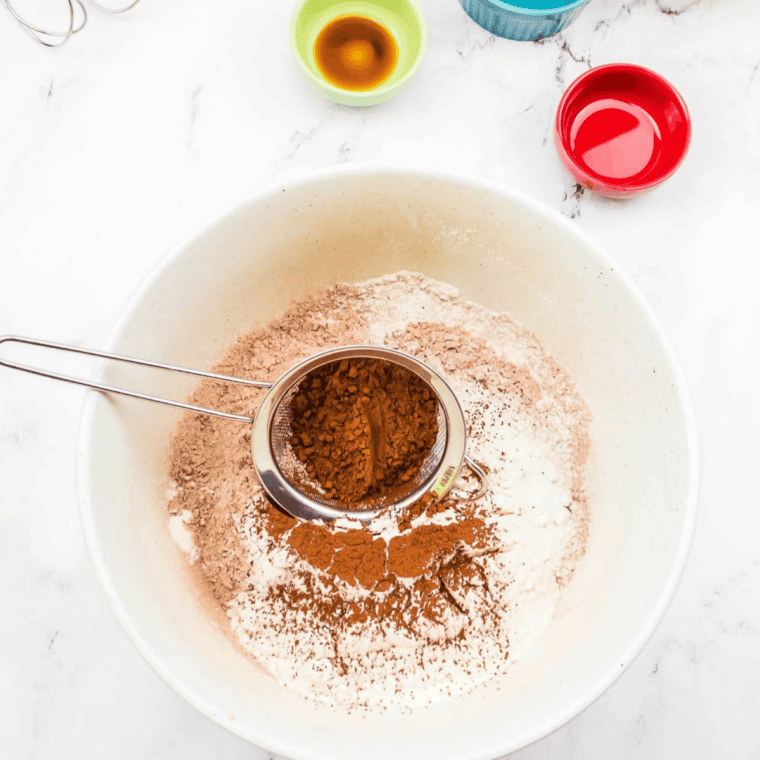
79 167 698 759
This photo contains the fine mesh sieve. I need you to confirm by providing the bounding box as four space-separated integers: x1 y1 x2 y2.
252 346 488 522
0 337 488 523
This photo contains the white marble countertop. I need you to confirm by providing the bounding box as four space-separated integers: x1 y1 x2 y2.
1 0 758 757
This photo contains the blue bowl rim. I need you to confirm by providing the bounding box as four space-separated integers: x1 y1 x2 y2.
473 0 590 17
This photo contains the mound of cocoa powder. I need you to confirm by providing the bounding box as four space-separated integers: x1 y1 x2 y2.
262 492 494 633
288 357 439 505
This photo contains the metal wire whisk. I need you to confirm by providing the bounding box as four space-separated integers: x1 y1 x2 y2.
2 0 140 47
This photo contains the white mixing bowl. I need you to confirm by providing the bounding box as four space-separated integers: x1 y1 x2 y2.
79 167 698 759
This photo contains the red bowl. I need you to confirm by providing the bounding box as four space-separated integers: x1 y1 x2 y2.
555 63 692 198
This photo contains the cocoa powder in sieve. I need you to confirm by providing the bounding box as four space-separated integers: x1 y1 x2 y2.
288 357 439 506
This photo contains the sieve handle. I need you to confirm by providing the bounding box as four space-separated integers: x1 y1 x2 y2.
459 456 490 501
0 335 272 424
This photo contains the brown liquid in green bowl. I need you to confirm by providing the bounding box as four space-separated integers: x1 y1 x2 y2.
314 15 399 92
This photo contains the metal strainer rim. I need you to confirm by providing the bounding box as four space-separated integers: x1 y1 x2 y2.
251 345 467 522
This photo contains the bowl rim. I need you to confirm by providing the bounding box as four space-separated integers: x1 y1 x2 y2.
77 164 700 759
554 62 693 196
289 0 428 103
474 0 590 16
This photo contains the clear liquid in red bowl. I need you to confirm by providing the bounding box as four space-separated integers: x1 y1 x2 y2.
570 98 662 182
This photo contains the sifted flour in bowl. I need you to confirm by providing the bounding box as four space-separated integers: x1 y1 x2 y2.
166 272 591 710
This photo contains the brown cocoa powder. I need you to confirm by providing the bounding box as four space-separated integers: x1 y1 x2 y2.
261 493 492 594
256 493 494 638
288 357 439 506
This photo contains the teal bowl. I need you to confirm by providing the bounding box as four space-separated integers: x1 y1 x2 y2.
291 0 427 106
458 0 591 41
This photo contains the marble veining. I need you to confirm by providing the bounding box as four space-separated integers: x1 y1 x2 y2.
1 0 759 757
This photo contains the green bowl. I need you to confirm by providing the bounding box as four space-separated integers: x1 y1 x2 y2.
290 0 427 106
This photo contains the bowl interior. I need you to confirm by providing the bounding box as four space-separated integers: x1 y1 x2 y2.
556 65 691 193
81 169 697 760
489 0 588 13
291 0 425 94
